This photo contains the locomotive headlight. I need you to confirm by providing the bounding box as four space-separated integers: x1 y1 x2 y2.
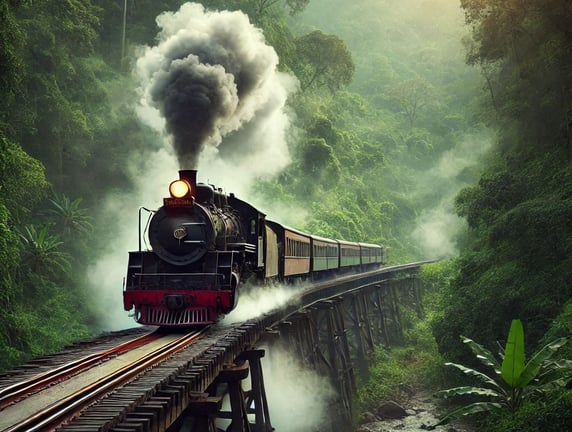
169 180 191 198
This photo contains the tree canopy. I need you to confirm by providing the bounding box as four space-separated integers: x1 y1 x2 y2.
293 30 354 93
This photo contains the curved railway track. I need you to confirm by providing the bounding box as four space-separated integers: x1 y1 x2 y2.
0 329 207 432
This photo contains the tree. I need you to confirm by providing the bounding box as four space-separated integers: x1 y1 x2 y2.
298 137 341 187
285 0 309 15
0 1 25 127
0 136 50 222
293 30 355 93
6 0 103 189
384 78 433 132
47 194 93 238
460 0 572 158
435 319 572 426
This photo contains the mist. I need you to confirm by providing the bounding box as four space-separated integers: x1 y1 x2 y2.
88 147 179 330
260 344 337 432
411 130 494 258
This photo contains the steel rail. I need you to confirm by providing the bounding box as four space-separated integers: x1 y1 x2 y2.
0 330 159 411
3 328 208 432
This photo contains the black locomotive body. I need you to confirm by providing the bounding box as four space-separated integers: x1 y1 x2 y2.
123 170 385 326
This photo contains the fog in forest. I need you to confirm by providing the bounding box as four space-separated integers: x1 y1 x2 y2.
87 0 486 327
294 0 485 259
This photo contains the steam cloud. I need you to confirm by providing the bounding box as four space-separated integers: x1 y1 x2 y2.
220 283 306 326
135 2 297 171
412 130 493 258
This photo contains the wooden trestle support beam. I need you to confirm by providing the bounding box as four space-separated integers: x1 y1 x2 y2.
269 275 422 431
177 350 273 432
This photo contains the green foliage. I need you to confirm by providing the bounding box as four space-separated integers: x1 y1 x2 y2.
0 203 19 309
285 0 309 15
479 389 572 432
0 136 50 222
357 347 410 411
0 1 25 118
460 0 572 153
47 194 93 237
293 30 355 93
384 78 434 131
435 320 572 426
17 225 71 280
298 138 341 186
434 151 572 362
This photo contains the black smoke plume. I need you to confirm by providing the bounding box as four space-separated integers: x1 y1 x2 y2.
136 3 295 169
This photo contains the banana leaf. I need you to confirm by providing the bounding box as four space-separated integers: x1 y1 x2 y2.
501 319 525 387
517 337 568 387
445 362 505 392
434 401 504 426
435 385 500 399
461 335 501 372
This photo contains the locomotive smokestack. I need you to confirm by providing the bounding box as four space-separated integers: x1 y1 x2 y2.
179 169 197 191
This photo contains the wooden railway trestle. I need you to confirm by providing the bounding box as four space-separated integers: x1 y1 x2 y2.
162 268 425 432
133 269 424 432
4 264 426 432
262 273 423 431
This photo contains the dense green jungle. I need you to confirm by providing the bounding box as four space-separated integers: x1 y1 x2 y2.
0 0 571 430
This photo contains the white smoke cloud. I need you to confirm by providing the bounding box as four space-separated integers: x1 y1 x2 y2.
220 283 307 326
412 130 493 258
88 147 179 330
261 345 337 431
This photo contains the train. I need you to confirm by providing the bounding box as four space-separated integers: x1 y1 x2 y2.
123 170 385 326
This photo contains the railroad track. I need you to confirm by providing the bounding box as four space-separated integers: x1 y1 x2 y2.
0 262 429 432
0 328 207 432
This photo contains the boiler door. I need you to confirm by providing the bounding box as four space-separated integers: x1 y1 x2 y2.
148 205 213 265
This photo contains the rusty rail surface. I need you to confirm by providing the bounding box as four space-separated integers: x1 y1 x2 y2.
2 329 207 432
0 330 159 411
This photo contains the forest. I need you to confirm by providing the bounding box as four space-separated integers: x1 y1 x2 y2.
0 0 571 430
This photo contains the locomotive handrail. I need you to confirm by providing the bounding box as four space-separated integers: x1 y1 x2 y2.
133 272 221 276
138 207 154 252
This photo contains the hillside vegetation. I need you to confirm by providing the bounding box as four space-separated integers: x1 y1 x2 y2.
1 4 570 429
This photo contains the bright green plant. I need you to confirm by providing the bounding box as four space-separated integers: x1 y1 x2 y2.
47 194 93 236
435 319 572 426
17 224 71 278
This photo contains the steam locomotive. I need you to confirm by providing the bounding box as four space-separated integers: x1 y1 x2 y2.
123 170 384 326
